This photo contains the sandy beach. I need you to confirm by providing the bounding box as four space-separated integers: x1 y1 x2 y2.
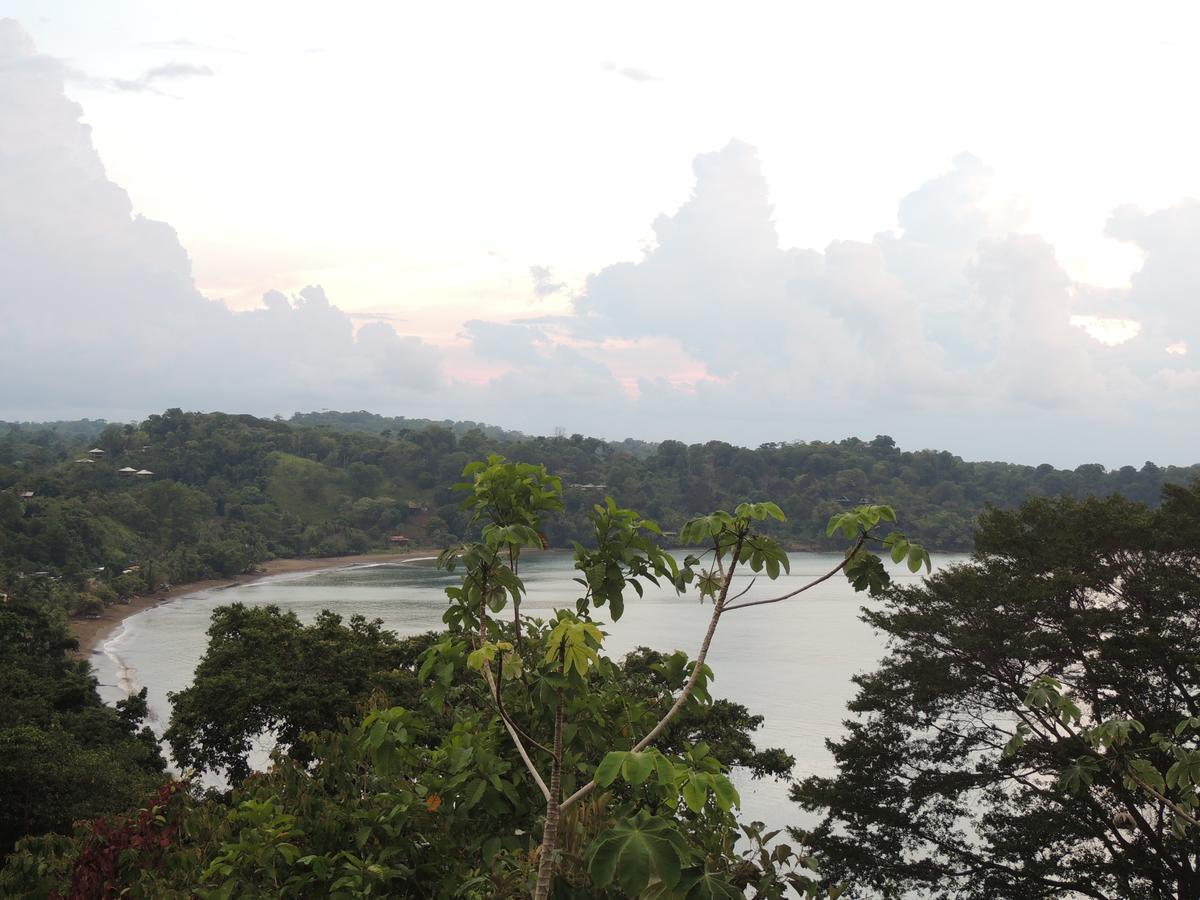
70 549 436 658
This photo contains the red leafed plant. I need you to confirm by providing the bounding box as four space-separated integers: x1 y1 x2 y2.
54 781 186 900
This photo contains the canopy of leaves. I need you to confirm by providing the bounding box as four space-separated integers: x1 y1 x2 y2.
794 480 1200 899
0 598 163 855
166 603 426 783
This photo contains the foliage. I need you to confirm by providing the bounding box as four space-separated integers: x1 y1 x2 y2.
166 604 428 783
793 480 1200 899
57 781 187 900
2 453 901 896
10 431 1198 897
425 455 914 897
0 597 164 855
1012 676 1200 842
1 697 814 898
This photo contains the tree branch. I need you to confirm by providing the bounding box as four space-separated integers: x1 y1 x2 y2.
492 651 553 756
482 663 551 801
723 533 866 612
475 565 551 801
560 532 746 813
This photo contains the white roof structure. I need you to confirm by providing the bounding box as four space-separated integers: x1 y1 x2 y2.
117 466 138 473
135 469 154 476
74 458 95 464
87 447 105 455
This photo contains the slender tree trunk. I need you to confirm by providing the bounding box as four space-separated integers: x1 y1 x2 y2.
533 692 564 900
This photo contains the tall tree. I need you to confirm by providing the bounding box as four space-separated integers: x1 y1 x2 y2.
794 481 1200 899
433 455 927 898
166 605 423 783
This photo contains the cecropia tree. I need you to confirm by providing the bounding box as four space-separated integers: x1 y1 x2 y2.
430 455 929 898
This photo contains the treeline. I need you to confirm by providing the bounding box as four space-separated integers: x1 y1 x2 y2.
0 418 109 466
287 410 531 443
2 408 1198 618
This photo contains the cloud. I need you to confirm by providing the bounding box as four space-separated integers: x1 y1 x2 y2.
1106 201 1200 353
346 310 405 323
529 265 565 300
462 320 541 362
602 62 662 83
139 39 228 52
3 17 1199 466
110 62 214 93
0 20 443 420
554 140 1199 462
65 60 214 95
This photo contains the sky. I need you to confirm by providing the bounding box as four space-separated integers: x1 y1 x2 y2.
1 2 1198 467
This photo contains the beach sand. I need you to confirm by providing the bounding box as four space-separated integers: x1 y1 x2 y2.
69 549 436 658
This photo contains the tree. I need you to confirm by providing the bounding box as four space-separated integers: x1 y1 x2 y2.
430 455 928 898
793 481 1200 899
166 605 425 783
0 598 164 855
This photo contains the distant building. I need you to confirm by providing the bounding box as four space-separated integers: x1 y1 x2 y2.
134 469 154 477
389 535 412 546
117 466 138 475
74 458 95 464
17 491 34 499
406 501 429 512
87 447 105 456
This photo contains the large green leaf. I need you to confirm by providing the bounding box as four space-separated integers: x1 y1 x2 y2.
594 751 626 788
677 868 744 900
682 774 708 812
708 774 740 811
622 750 655 785
1166 750 1200 790
586 811 690 896
844 551 890 594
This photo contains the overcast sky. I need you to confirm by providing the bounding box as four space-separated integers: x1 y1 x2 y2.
2 3 1199 466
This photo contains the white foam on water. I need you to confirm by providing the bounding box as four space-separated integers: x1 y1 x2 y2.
101 621 140 697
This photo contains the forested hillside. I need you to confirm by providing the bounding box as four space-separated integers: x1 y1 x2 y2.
2 408 1197 618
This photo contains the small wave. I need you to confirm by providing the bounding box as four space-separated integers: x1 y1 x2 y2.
339 556 439 570
101 624 151 716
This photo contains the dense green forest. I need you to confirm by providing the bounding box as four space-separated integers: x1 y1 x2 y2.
2 451 1197 898
3 408 1198 620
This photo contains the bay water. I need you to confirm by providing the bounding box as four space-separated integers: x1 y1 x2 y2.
92 551 966 834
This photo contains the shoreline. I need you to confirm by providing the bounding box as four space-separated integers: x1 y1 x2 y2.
70 549 436 659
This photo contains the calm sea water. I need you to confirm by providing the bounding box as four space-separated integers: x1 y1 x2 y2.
92 551 966 834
